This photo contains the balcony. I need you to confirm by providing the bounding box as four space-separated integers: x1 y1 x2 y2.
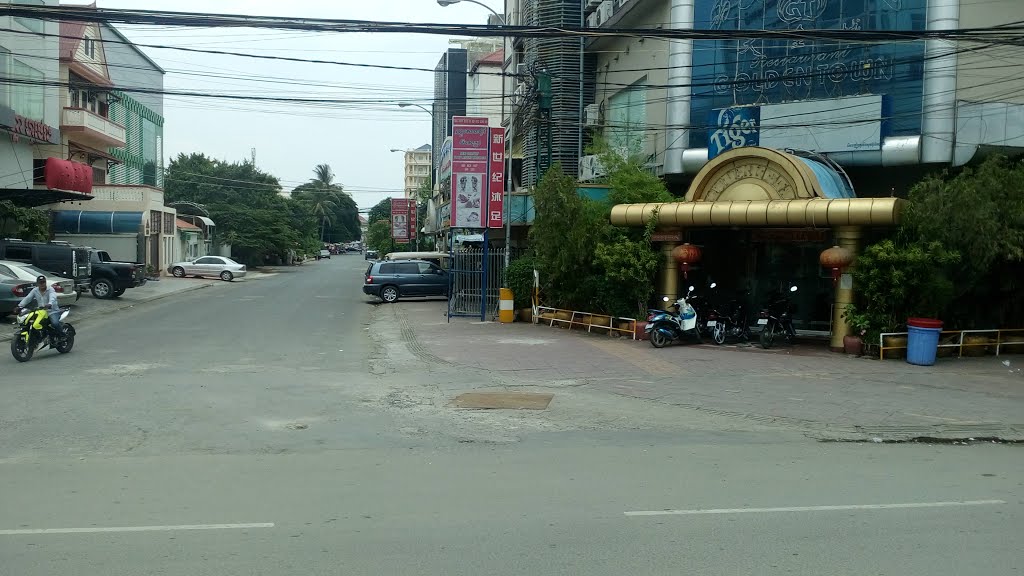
61 108 127 149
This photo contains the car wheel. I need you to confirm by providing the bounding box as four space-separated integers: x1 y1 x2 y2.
380 286 399 303
220 271 234 282
172 267 185 278
91 278 115 299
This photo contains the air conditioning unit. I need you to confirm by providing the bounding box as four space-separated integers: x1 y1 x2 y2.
512 84 526 105
516 63 528 77
586 12 599 28
597 1 614 25
578 155 606 181
588 0 602 7
615 0 630 8
584 104 600 126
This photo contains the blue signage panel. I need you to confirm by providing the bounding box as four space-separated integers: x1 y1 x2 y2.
708 106 761 159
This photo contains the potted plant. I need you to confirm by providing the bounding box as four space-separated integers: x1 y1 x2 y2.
840 305 870 356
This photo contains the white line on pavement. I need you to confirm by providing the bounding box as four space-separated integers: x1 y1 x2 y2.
624 500 1006 517
0 523 275 536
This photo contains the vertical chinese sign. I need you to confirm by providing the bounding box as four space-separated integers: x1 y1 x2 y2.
488 127 506 229
391 198 410 241
450 116 489 229
408 200 417 244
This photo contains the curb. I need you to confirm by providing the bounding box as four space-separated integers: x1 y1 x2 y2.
0 282 215 343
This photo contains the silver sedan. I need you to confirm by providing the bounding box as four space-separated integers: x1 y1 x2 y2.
0 260 77 304
168 256 247 282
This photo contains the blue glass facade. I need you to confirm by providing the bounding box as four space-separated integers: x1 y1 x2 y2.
690 0 928 149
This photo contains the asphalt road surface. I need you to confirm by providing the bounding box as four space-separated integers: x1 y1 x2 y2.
1 256 1020 575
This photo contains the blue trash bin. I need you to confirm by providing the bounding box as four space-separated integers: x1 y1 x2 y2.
906 318 944 366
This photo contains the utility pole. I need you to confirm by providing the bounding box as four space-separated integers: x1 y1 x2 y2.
251 147 256 167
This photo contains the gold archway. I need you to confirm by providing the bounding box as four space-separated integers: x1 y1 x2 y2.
607 146 907 351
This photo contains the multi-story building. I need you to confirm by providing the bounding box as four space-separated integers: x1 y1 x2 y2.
41 15 178 272
466 49 504 127
403 144 431 199
0 0 64 200
590 0 1024 348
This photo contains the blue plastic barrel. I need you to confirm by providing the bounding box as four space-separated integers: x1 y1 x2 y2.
906 318 944 366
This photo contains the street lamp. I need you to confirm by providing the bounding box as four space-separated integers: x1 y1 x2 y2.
398 102 433 117
436 0 503 20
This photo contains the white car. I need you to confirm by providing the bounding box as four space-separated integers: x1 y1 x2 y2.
318 250 331 260
168 256 247 282
0 260 77 303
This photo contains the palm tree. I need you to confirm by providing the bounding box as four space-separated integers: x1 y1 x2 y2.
313 164 335 189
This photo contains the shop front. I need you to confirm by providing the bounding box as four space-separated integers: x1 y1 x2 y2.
610 146 905 349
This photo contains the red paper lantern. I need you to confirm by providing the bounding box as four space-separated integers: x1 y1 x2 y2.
820 245 854 286
672 243 702 279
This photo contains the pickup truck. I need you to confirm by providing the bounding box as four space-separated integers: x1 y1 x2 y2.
88 249 147 299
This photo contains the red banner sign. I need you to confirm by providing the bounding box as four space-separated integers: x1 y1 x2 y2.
44 157 93 194
451 116 489 229
391 198 411 241
13 115 55 144
488 127 506 229
408 200 417 241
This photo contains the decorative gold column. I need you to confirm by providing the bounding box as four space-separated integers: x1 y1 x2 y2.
830 225 862 350
658 243 680 306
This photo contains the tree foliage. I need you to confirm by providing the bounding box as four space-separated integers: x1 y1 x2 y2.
164 153 319 265
0 201 50 241
902 155 1024 326
291 164 361 243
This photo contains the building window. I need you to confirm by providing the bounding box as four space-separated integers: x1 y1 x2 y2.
92 166 106 185
83 37 96 59
13 0 45 34
163 212 174 235
607 81 647 156
9 59 45 121
32 159 46 185
0 48 9 108
142 118 158 186
150 211 161 236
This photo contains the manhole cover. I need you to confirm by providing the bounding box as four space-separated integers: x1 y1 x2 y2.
453 392 554 410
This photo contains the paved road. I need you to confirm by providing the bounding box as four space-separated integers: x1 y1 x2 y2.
1 256 1020 575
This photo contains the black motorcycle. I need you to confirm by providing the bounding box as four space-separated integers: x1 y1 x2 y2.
709 290 753 345
757 286 798 349
11 307 76 362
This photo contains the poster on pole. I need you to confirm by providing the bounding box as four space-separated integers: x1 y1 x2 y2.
487 127 506 229
450 116 489 229
391 198 410 241
408 200 417 242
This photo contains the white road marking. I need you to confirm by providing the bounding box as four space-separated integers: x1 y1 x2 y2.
0 523 275 536
624 500 1006 517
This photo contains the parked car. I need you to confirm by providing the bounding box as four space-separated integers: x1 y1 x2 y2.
87 249 147 299
365 249 379 261
168 256 247 281
0 239 91 296
0 276 34 317
363 259 448 303
0 260 77 306
317 249 331 260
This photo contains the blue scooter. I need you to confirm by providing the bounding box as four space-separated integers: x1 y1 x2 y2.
644 286 704 348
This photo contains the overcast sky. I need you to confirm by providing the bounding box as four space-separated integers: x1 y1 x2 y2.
81 0 503 211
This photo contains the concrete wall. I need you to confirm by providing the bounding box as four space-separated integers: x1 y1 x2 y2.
592 1 671 163
467 62 503 127
0 139 34 188
54 233 139 263
956 1 1024 105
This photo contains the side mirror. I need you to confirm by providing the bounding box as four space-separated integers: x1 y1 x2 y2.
790 286 799 292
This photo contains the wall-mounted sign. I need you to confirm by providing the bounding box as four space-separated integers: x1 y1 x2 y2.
0 105 61 145
651 229 683 242
437 136 453 181
751 228 828 243
708 95 885 158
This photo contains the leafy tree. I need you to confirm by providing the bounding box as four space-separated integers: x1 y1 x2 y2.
164 153 319 265
0 201 49 241
903 155 1024 327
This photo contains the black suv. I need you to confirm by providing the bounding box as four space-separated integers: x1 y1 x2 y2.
363 259 448 303
0 239 91 297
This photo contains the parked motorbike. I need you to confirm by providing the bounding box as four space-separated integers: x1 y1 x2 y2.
10 307 76 362
708 289 753 345
645 286 703 348
757 286 798 349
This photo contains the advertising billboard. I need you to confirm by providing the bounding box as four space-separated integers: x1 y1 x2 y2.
391 198 411 241
450 116 489 229
487 127 506 229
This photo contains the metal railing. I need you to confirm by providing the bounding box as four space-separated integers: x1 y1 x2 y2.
877 328 1024 360
534 306 637 340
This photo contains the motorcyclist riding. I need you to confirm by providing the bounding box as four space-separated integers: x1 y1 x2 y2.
15 275 63 339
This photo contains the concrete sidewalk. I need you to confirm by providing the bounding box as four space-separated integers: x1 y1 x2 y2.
383 299 1024 441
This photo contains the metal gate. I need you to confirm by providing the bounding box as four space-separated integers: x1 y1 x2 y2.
448 246 507 320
